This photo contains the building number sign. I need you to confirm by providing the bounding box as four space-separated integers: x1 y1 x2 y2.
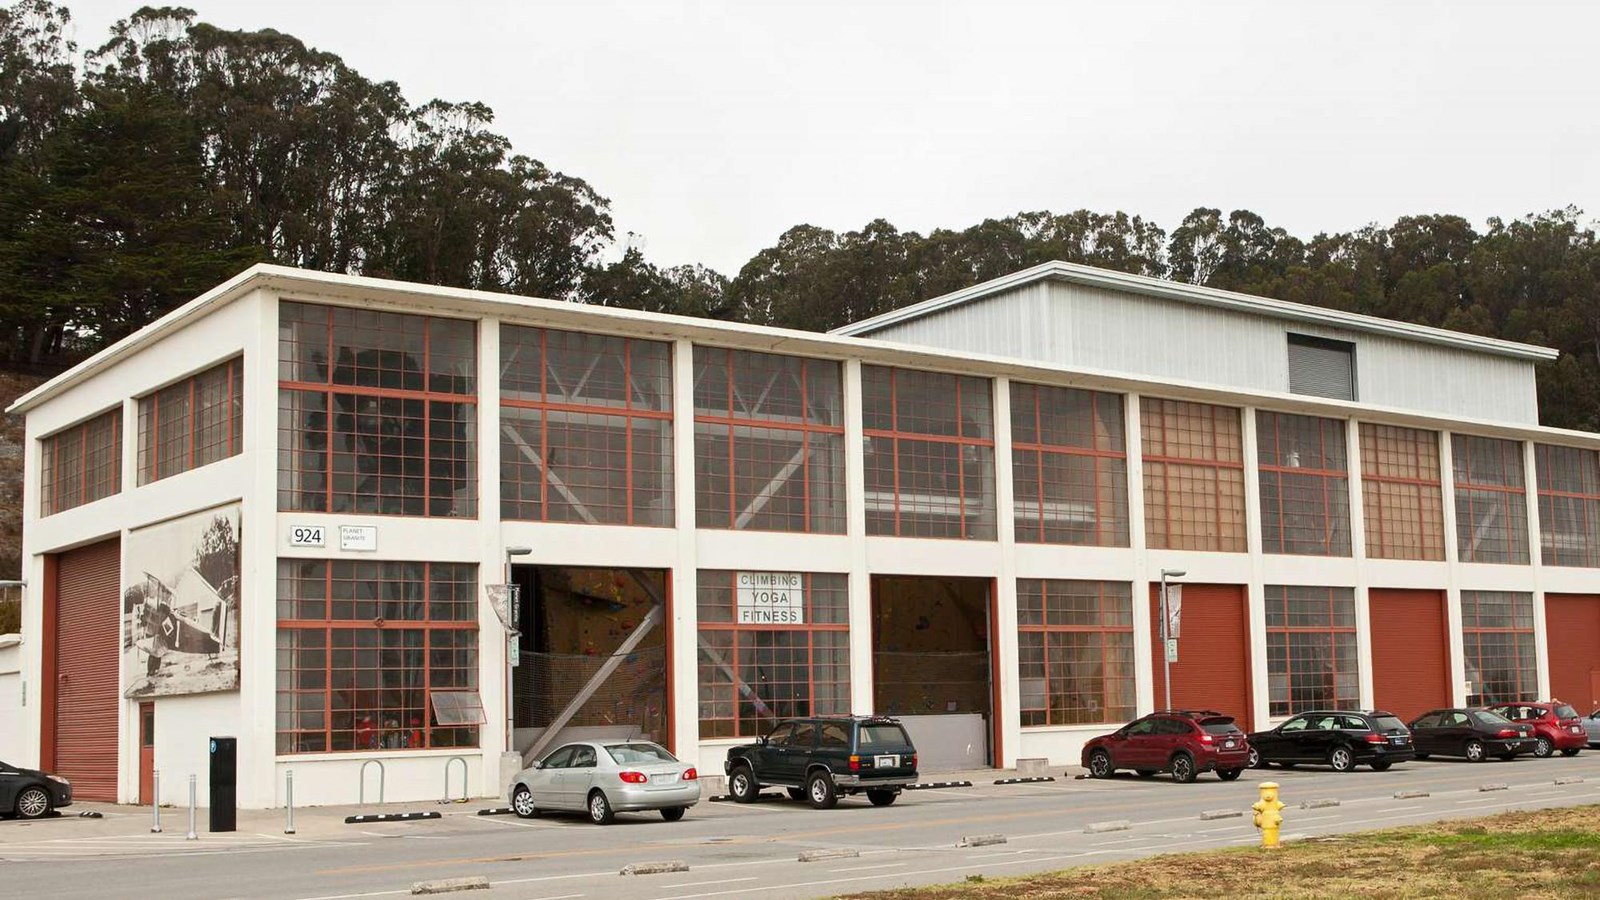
288 525 326 547
736 572 804 625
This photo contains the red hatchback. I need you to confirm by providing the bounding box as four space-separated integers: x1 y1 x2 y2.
1487 702 1586 758
1082 710 1250 783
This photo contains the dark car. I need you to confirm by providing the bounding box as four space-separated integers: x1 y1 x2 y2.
724 716 918 809
1246 710 1414 772
1082 710 1250 783
1 760 72 819
1409 708 1534 762
1486 702 1586 758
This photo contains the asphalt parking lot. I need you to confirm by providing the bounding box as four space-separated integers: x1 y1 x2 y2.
3 753 1598 900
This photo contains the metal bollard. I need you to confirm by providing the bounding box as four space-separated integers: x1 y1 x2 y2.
150 769 162 833
186 774 197 841
284 770 296 835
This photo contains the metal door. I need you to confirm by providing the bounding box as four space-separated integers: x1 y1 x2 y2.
1148 584 1252 730
49 538 122 801
1545 594 1600 709
1370 589 1451 722
138 703 155 803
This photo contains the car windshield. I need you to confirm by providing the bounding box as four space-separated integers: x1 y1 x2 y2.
604 743 677 765
1373 716 1407 733
1200 717 1238 734
1552 704 1579 719
858 724 911 747
1472 710 1513 726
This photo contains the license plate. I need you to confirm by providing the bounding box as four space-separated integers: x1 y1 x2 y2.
650 773 675 784
1390 737 1407 745
1572 727 1584 734
874 755 897 768
1224 740 1236 749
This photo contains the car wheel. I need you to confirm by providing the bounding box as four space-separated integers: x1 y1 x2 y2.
511 786 540 819
1247 747 1262 769
1088 749 1114 779
587 790 615 825
729 765 760 803
1560 748 1581 757
660 806 686 822
14 787 50 820
1329 745 1356 773
1370 760 1393 772
786 787 806 802
1135 770 1159 778
1464 739 1486 762
806 771 838 810
1217 768 1243 782
1170 753 1198 784
1532 737 1553 759
866 789 897 807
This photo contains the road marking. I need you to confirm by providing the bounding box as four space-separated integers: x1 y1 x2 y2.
466 815 563 829
659 878 758 888
828 862 907 873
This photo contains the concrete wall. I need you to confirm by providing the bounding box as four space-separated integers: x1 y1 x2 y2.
0 636 21 765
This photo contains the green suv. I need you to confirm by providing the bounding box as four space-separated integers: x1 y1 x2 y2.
724 716 919 809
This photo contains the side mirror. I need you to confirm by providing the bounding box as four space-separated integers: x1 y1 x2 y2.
758 736 769 746
530 760 544 770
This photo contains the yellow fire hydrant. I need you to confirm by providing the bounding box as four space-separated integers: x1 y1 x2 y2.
1251 781 1286 849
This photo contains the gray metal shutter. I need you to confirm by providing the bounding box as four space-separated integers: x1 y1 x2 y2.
1287 336 1355 400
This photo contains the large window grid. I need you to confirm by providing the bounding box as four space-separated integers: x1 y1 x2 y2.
1257 412 1351 556
696 571 850 739
1017 580 1135 726
1460 590 1537 705
1452 435 1530 565
862 366 996 539
1360 424 1445 561
278 302 477 517
1265 586 1358 716
1140 398 1246 552
1010 383 1129 546
500 326 673 526
138 357 243 485
693 348 845 533
1535 444 1600 567
276 560 479 754
40 408 122 516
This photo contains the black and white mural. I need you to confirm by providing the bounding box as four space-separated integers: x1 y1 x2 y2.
122 504 241 698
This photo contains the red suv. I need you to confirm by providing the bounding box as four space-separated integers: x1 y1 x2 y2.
1486 702 1586 758
1082 710 1250 783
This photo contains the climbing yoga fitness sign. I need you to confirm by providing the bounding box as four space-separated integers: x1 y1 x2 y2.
736 571 805 625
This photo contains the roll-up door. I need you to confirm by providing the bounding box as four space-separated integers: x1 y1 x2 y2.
51 538 122 801
1370 588 1450 722
1545 594 1600 710
1149 583 1252 730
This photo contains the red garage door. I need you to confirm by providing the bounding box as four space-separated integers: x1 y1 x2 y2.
1370 588 1451 722
1149 584 1252 730
48 538 122 801
1546 594 1600 711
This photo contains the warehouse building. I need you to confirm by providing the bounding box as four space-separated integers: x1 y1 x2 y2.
6 261 1600 809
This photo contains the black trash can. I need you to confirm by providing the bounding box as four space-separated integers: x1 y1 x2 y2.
209 736 237 832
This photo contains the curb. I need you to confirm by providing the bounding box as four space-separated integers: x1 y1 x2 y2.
1478 783 1508 792
1085 820 1130 834
345 811 443 824
708 792 785 803
959 834 1007 847
993 776 1056 785
799 848 860 862
905 781 974 791
475 807 512 817
1200 809 1243 820
621 861 689 876
1555 776 1585 785
1394 790 1430 799
1299 798 1340 809
410 876 489 895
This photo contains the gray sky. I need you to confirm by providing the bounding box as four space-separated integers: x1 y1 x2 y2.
59 0 1600 275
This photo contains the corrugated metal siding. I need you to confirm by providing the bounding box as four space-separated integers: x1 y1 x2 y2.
54 538 121 801
1545 594 1600 710
1148 584 1251 730
1370 589 1450 722
864 282 1055 360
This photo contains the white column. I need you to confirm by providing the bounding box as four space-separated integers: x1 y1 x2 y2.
842 360 873 715
476 317 512 794
243 289 283 808
1240 408 1269 729
1439 431 1468 705
1347 419 1375 709
1124 394 1153 714
669 339 701 761
991 377 1020 767
1523 440 1549 698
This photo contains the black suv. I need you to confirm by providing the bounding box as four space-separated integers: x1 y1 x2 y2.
1246 710 1415 771
724 716 918 809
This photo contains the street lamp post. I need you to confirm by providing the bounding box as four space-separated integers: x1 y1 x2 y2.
1159 569 1186 711
503 547 532 753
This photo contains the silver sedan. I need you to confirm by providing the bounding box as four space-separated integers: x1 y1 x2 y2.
1584 710 1600 748
509 740 700 825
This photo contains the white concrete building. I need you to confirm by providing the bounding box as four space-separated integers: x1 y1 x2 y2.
7 261 1600 809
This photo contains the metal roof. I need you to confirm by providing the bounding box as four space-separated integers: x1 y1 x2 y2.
829 260 1560 363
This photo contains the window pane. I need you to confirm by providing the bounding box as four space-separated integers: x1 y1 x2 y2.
41 409 122 516
1016 579 1135 726
862 366 996 540
1141 399 1245 552
1264 585 1358 716
1012 383 1129 547
1360 424 1445 560
1452 435 1529 564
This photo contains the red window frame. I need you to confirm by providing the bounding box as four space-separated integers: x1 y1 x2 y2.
1451 434 1529 564
1263 585 1358 716
695 571 850 739
1140 398 1246 552
692 347 845 534
861 365 996 540
1360 424 1445 561
40 408 122 516
1010 383 1129 547
1534 443 1600 567
500 325 673 526
138 357 243 485
1256 412 1351 556
275 560 478 755
1016 579 1135 726
1460 590 1537 705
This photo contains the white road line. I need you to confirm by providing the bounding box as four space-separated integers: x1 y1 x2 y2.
659 878 758 889
466 815 563 829
828 862 907 873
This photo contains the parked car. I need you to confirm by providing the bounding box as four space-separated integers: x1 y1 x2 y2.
509 740 699 825
1485 702 1586 758
724 716 918 809
1585 709 1600 748
1246 710 1414 772
1408 708 1534 762
0 760 72 819
1082 710 1249 783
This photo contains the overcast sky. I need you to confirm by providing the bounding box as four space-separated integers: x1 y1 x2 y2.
58 0 1600 275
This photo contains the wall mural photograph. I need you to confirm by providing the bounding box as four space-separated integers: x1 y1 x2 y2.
122 503 242 698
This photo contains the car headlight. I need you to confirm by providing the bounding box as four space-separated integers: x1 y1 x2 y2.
47 774 69 785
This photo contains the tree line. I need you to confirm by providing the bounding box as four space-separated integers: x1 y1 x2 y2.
3 1 1598 431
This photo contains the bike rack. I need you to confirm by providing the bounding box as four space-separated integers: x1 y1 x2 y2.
444 756 468 804
359 759 386 806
